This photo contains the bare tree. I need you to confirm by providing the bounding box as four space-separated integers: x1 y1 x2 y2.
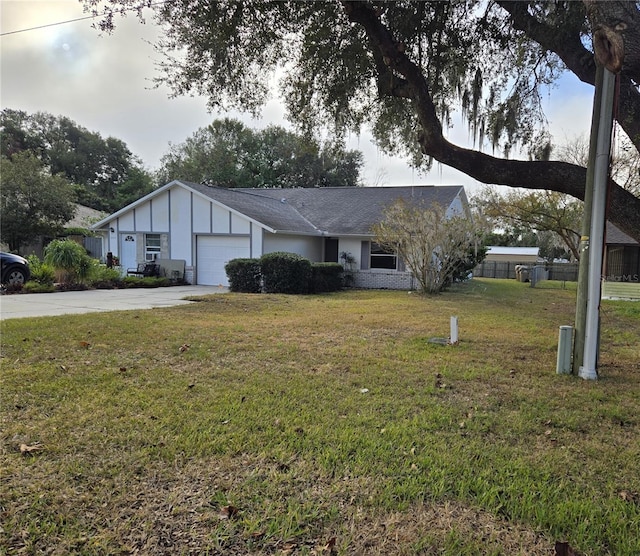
372 200 482 294
475 187 583 261
557 132 640 196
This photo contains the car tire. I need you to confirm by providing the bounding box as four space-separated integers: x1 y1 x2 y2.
2 266 28 285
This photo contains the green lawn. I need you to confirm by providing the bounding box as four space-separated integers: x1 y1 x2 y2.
1 279 639 555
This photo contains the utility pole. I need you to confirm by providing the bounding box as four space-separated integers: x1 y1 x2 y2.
572 64 603 374
577 67 616 380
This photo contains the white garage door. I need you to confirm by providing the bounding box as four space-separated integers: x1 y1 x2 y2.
196 236 251 286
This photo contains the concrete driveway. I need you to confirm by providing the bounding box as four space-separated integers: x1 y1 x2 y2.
0 285 227 320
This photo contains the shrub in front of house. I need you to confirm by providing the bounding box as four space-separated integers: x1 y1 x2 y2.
44 239 93 286
123 276 171 288
225 258 262 293
89 265 124 289
22 280 56 294
26 254 56 286
260 252 312 294
311 263 343 293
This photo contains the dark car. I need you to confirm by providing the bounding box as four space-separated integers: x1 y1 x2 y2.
1 252 30 286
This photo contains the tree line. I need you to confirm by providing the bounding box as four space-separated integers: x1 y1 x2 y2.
0 109 363 251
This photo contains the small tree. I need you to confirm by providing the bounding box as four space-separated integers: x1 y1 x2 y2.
372 200 481 294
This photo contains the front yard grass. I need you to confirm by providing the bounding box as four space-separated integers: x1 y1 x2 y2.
1 278 638 555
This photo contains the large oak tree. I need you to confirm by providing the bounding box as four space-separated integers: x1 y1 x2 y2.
85 0 640 240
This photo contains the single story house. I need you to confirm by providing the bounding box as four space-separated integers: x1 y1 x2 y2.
604 221 639 282
602 221 640 300
91 181 469 289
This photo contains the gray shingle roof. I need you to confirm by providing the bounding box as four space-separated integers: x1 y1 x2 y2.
183 182 465 236
606 221 639 246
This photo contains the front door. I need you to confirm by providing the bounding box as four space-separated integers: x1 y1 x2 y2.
120 234 137 271
325 238 339 262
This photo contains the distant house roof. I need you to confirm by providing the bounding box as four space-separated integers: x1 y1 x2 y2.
93 181 467 237
486 246 540 257
606 221 639 246
67 204 105 228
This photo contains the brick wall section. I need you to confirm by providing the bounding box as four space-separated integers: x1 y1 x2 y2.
352 270 415 290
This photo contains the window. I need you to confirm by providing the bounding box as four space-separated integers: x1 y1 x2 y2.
145 234 161 261
370 242 397 270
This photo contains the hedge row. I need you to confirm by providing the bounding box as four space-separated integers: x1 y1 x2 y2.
225 252 344 294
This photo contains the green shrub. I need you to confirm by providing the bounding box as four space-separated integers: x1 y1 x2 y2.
90 264 123 289
26 254 56 286
225 258 262 293
311 263 343 293
44 239 93 285
22 280 56 294
63 227 94 237
260 252 312 294
123 276 171 288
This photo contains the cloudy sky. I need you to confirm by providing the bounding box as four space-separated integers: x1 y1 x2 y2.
1 0 595 189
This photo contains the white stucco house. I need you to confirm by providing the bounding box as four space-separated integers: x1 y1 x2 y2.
91 181 469 289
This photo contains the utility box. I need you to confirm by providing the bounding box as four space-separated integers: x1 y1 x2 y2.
556 325 573 374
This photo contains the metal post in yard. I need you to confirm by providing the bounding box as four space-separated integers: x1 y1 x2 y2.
573 64 604 374
579 67 616 380
557 325 573 375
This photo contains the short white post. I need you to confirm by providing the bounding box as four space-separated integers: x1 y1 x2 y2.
450 316 459 345
556 325 573 375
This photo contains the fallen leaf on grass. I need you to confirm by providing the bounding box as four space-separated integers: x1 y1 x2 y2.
619 490 639 503
434 373 448 389
555 540 580 555
319 537 336 553
218 505 239 520
281 541 298 554
19 443 43 455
